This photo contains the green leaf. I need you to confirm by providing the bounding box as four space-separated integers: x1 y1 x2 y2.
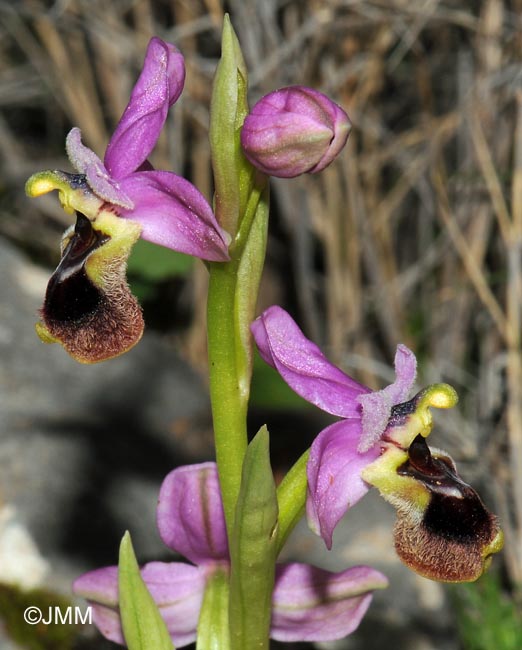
451 572 522 650
118 531 175 650
127 239 193 281
228 426 278 650
209 14 252 237
196 567 231 650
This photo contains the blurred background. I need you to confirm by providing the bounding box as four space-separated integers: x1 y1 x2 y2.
0 0 521 648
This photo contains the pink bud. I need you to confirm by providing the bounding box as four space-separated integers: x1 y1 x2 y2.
241 86 351 178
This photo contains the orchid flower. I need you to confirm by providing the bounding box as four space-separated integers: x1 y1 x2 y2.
251 306 503 581
25 37 229 364
251 305 416 547
73 463 388 647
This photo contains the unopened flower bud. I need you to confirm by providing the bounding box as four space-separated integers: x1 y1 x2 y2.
241 86 351 178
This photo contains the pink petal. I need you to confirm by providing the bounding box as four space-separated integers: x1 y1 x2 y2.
241 86 351 178
357 344 417 452
104 38 185 179
87 603 123 645
241 112 332 177
251 306 369 418
73 566 119 607
271 563 388 642
306 420 379 549
118 170 230 261
157 462 229 565
65 128 134 208
73 561 204 648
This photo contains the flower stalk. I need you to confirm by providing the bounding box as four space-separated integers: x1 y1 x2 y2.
207 15 269 539
206 180 269 537
207 17 272 649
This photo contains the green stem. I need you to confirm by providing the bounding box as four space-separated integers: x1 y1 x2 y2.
207 179 269 538
207 259 249 537
275 449 310 555
230 175 265 256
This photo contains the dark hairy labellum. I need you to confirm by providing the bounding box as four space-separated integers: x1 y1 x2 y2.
398 435 493 544
394 434 502 581
37 210 144 363
42 213 109 324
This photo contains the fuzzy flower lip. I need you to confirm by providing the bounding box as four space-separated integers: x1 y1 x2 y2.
251 305 416 548
362 391 504 582
241 86 351 178
74 462 387 647
34 209 144 364
29 36 229 262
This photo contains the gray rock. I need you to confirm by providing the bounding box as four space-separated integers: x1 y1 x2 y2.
0 236 212 584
